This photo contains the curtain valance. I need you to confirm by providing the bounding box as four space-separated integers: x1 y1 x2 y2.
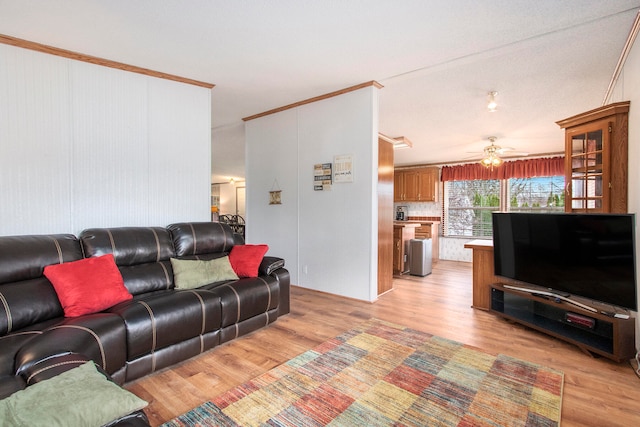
440 156 564 182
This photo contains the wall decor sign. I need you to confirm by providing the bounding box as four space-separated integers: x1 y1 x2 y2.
333 154 353 183
269 190 282 204
314 163 332 191
269 179 282 204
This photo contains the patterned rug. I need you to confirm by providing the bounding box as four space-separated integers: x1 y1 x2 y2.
162 318 563 426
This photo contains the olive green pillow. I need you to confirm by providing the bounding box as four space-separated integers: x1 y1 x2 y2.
171 256 239 289
0 361 147 427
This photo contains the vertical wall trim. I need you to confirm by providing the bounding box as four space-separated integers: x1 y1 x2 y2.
603 10 640 105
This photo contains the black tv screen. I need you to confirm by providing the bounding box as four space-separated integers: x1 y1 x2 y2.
492 212 637 311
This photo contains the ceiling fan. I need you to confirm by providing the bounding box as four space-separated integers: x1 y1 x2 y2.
466 136 529 168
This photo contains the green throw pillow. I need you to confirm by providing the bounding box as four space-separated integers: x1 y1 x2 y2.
171 256 239 290
0 361 147 427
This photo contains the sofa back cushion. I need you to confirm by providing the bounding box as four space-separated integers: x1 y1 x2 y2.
0 234 82 335
168 222 236 257
79 227 175 295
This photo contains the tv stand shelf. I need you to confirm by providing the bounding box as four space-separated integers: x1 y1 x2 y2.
490 284 636 362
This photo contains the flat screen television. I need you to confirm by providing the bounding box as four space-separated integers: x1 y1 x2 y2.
492 212 637 312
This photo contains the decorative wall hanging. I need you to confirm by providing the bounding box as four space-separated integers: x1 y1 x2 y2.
333 154 353 183
269 179 282 205
314 163 332 191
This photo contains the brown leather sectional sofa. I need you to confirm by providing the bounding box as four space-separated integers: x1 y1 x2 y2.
0 221 290 426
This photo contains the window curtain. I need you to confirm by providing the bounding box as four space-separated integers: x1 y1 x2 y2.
441 156 564 181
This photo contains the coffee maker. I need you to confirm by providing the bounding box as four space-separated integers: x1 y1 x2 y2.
396 206 407 221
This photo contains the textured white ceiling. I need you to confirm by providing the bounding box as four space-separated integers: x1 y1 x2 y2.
1 0 639 181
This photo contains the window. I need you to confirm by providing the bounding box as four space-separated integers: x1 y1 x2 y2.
508 176 565 212
447 180 500 237
445 176 565 237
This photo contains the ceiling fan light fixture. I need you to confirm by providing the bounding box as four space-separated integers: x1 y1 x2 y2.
480 153 503 168
487 91 498 112
480 136 503 169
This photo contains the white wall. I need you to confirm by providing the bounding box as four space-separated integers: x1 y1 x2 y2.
0 44 211 236
609 34 640 347
246 86 380 302
218 181 244 216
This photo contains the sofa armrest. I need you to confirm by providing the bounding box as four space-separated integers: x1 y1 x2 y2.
20 352 92 386
261 258 290 316
103 410 150 427
259 256 285 276
0 375 25 400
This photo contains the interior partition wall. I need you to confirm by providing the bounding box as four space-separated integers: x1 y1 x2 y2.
245 86 380 302
0 43 212 236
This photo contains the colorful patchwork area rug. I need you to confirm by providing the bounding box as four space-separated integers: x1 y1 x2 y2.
162 318 563 426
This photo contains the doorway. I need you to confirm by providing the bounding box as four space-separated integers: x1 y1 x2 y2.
236 186 246 217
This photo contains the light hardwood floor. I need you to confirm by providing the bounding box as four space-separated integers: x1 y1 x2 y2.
126 260 640 427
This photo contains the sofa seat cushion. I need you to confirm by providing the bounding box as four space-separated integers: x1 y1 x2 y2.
0 361 147 427
108 290 222 361
14 313 127 378
203 276 280 328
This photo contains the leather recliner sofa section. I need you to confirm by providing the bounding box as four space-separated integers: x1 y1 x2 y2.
0 221 290 426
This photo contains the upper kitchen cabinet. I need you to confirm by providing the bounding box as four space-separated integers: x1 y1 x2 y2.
394 167 439 202
556 101 629 213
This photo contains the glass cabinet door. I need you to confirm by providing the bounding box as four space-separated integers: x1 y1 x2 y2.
569 129 604 211
565 118 612 213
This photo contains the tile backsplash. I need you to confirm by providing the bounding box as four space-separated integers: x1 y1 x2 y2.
395 201 441 218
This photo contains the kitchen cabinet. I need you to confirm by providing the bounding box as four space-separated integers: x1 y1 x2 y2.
393 223 418 274
556 101 629 213
394 167 438 202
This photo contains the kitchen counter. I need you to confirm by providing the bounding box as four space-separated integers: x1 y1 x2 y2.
394 220 440 225
464 239 496 310
394 221 439 262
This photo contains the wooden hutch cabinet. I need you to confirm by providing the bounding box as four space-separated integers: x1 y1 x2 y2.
556 101 629 213
394 167 438 202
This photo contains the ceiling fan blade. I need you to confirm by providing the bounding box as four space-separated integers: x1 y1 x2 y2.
496 147 514 153
500 151 529 157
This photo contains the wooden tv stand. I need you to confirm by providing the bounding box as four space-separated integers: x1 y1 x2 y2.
490 283 636 362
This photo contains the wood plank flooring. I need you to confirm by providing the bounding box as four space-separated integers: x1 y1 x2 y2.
125 260 640 426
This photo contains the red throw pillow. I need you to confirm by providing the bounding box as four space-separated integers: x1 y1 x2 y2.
44 254 132 317
229 244 269 278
